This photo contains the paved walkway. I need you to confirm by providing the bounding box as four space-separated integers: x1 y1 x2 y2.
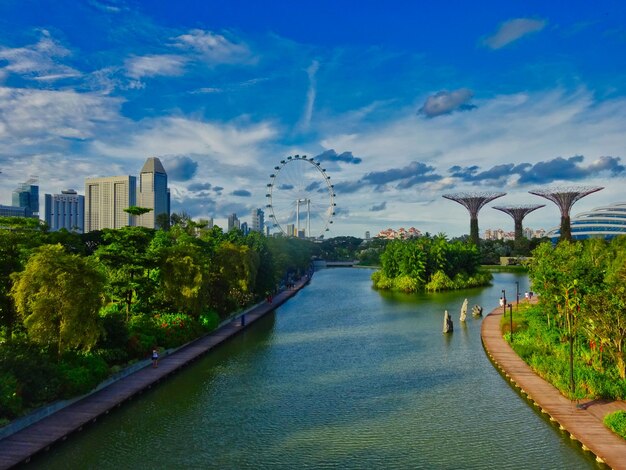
481 303 626 469
0 277 310 469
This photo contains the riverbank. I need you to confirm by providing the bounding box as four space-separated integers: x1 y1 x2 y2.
0 275 311 469
481 303 626 469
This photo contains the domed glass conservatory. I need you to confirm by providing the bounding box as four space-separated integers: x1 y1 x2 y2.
547 202 626 241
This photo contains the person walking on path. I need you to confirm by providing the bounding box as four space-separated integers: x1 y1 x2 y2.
152 348 159 368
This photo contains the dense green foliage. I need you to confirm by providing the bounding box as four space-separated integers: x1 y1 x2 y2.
503 303 626 400
0 216 314 421
511 237 626 400
371 234 491 293
604 411 626 440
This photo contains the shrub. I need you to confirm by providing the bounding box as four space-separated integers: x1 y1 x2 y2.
127 333 157 359
604 411 626 440
0 340 61 406
98 308 129 350
154 313 202 348
426 271 454 292
58 352 109 398
371 271 393 290
199 310 220 331
393 275 419 293
0 372 22 419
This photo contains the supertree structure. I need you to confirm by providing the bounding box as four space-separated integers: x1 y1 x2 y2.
492 204 545 242
442 192 506 245
528 186 604 241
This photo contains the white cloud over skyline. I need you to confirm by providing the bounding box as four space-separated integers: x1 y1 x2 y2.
0 4 624 238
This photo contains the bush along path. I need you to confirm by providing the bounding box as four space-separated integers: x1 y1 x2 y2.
481 301 626 469
0 275 311 470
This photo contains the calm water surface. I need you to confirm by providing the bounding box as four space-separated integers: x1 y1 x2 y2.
35 269 598 469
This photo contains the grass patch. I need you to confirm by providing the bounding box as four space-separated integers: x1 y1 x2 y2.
604 411 626 440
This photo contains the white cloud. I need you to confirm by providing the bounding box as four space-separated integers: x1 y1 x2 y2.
483 18 547 49
0 87 123 150
124 54 187 79
318 89 626 236
298 60 319 131
174 29 252 64
419 88 475 117
92 116 277 167
0 30 81 80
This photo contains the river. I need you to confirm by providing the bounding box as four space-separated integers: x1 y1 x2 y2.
33 268 596 469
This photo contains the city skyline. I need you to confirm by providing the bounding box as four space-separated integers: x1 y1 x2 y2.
0 1 625 237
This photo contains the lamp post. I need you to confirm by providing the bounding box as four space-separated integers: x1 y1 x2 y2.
508 303 513 343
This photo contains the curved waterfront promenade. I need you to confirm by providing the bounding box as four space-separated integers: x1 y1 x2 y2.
481 304 626 469
0 276 310 470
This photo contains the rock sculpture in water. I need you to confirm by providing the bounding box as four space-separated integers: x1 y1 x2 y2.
472 305 483 317
460 298 468 322
443 310 454 333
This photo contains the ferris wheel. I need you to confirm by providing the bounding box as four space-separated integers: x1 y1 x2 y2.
266 155 336 238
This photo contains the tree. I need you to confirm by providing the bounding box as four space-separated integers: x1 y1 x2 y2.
124 206 152 217
10 244 105 355
0 217 47 337
209 241 259 314
582 238 626 379
159 242 208 317
95 227 156 319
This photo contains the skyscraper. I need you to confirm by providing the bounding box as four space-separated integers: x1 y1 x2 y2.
12 178 39 217
85 175 136 232
137 157 169 229
44 189 85 232
227 213 240 232
251 208 264 233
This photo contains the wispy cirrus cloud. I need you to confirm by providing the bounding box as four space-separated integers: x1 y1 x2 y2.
483 18 547 49
125 54 187 79
174 29 252 65
298 60 319 131
0 30 81 81
0 86 122 150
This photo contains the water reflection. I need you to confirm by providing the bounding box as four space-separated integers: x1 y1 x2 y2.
33 268 595 469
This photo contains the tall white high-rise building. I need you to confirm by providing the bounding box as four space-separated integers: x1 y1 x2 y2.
85 176 136 232
251 208 264 233
137 157 169 229
44 189 84 232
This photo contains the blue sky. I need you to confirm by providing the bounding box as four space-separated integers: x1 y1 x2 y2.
1 0 625 237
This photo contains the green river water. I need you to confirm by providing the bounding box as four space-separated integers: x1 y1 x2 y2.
33 268 598 469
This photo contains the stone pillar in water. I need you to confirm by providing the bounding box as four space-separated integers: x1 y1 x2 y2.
443 310 453 333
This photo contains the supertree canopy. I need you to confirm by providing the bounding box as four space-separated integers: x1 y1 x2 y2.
492 204 545 242
528 186 603 241
442 192 506 245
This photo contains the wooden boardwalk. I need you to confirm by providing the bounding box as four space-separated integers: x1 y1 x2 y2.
0 277 310 469
482 304 626 469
